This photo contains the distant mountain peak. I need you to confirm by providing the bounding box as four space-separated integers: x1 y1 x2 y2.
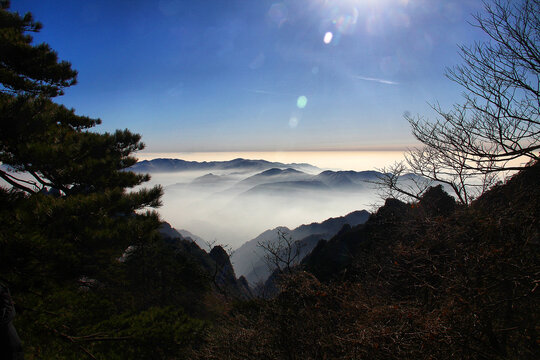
259 167 303 176
260 168 285 176
191 173 223 184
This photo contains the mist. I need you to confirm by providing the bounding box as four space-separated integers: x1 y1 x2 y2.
144 168 381 250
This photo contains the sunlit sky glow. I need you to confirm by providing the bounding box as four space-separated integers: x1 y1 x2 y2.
13 0 486 154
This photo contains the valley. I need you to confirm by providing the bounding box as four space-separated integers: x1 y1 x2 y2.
131 157 386 250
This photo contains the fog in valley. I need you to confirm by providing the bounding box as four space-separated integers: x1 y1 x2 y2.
140 163 382 250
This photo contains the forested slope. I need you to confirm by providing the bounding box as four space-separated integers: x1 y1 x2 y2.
193 162 539 359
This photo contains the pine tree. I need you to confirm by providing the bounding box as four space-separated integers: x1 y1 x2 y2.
0 2 209 358
0 0 162 288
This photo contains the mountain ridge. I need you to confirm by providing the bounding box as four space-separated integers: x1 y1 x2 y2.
231 210 370 284
131 158 320 173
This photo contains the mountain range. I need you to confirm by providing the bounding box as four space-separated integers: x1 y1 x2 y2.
158 222 252 299
131 158 320 174
131 158 422 249
231 210 370 285
160 207 371 288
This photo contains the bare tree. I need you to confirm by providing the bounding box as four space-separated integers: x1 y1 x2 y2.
375 162 432 203
258 229 303 275
378 146 499 205
380 0 539 205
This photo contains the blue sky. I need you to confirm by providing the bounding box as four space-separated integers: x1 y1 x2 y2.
12 0 486 152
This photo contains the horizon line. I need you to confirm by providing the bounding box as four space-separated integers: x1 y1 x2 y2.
139 146 414 155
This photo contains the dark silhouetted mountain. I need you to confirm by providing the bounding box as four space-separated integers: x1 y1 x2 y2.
231 226 289 286
232 210 370 284
177 229 206 248
417 185 456 216
159 222 206 248
159 222 251 299
209 246 239 290
236 276 253 299
193 162 540 359
293 210 370 239
301 185 461 281
159 222 185 241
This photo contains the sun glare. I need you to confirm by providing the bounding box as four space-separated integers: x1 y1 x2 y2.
323 31 333 44
340 0 410 6
316 0 412 41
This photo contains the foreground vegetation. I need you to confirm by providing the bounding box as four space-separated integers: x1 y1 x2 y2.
192 162 539 359
0 2 211 358
1 0 538 358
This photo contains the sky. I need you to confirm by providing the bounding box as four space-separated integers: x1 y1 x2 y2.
12 0 487 153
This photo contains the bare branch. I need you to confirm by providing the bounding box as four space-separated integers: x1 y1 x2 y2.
0 168 36 194
258 230 303 275
377 1 539 205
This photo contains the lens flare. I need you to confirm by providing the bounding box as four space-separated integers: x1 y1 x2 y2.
332 7 358 35
289 116 299 128
296 96 308 109
323 31 333 44
268 3 288 27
